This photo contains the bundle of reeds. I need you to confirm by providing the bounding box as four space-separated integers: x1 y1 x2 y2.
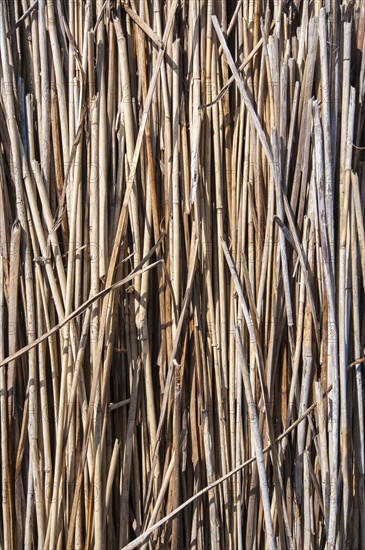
0 0 364 548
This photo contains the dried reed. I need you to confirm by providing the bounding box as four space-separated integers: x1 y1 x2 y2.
0 1 364 549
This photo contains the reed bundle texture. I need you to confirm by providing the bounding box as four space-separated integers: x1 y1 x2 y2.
0 0 365 548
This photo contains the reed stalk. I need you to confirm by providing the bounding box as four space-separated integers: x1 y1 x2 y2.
0 2 363 548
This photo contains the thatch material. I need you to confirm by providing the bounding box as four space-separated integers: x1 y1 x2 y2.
0 0 364 548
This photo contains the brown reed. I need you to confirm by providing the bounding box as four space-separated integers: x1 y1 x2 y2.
0 1 364 549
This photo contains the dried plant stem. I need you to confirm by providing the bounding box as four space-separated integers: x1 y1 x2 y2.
0 3 363 549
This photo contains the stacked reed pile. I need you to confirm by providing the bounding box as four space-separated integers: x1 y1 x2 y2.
0 0 364 548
